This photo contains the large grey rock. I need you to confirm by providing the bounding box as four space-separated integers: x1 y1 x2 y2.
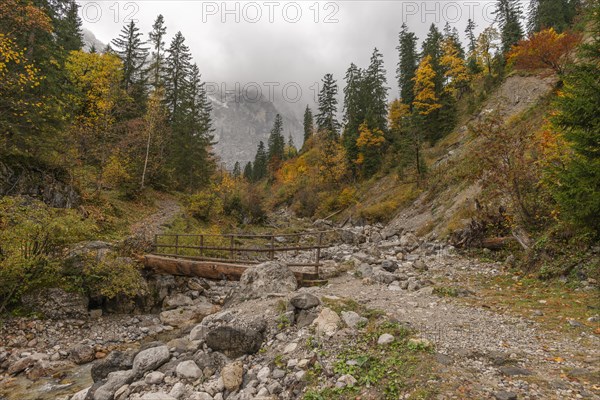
341 311 367 329
162 294 193 310
22 288 88 320
91 350 135 383
289 293 320 310
236 262 297 300
312 308 341 337
372 268 398 285
381 260 398 272
93 370 134 400
176 360 202 379
399 233 420 251
204 318 267 358
132 345 170 375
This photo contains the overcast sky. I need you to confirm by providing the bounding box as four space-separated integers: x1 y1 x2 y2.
79 1 501 115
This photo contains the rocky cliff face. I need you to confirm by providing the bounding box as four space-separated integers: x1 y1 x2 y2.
210 91 303 168
0 156 80 208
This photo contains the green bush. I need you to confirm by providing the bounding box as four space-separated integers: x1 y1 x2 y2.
0 196 96 311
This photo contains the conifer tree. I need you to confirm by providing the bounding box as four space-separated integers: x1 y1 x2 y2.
495 0 524 54
316 73 340 139
267 114 285 170
528 0 577 33
396 23 418 106
232 161 241 179
342 63 365 168
243 162 253 180
364 48 389 134
252 141 268 181
111 21 149 93
302 105 314 148
465 19 482 74
148 14 167 91
57 1 83 52
421 24 444 94
285 135 298 159
164 32 192 116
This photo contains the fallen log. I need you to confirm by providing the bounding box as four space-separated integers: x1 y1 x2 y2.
142 254 320 283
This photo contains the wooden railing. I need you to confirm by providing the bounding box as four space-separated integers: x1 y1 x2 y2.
152 231 335 275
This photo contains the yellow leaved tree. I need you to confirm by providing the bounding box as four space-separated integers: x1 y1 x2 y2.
413 55 441 115
441 37 470 98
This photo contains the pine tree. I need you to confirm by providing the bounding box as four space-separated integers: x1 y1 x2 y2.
528 0 577 33
57 1 83 51
232 162 241 178
316 73 340 139
111 21 149 93
302 105 314 148
550 4 600 234
267 114 285 170
342 63 365 168
252 141 268 181
364 48 389 134
285 134 298 159
465 19 482 74
164 32 192 116
396 23 419 106
243 162 253 180
495 0 524 54
421 24 444 94
148 14 167 91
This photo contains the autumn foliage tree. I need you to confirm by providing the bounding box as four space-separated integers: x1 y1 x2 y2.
507 28 582 76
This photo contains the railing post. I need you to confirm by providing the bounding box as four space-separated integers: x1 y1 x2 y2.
154 234 158 253
270 234 275 260
230 235 235 260
316 232 323 277
200 235 204 258
175 234 179 256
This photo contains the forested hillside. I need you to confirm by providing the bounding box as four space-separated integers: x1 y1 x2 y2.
0 0 598 310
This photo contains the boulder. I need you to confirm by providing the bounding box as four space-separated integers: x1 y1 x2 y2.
8 356 36 375
221 361 244 391
312 308 341 337
381 260 398 272
160 301 219 327
144 371 165 385
236 261 297 300
162 294 193 310
92 370 135 400
204 318 267 358
176 360 202 379
22 288 88 320
371 268 397 285
377 333 394 345
399 233 420 251
69 345 95 365
132 345 170 375
91 350 135 382
289 293 320 310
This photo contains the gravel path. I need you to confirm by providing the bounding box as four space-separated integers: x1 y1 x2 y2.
129 197 181 241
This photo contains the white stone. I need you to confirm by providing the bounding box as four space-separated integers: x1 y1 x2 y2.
176 360 203 379
377 333 395 345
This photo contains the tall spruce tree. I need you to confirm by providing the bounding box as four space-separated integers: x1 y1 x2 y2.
243 162 253 180
232 161 241 178
316 73 340 139
364 48 389 134
164 32 192 116
267 114 285 167
342 63 365 167
495 0 524 53
111 21 149 93
148 14 167 91
57 1 83 51
252 141 268 181
302 105 314 148
396 23 419 106
465 19 482 74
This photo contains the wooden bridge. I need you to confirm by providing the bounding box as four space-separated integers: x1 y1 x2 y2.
142 231 336 285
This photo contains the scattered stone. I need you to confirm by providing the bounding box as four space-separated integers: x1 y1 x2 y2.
91 350 135 382
89 309 103 319
289 293 320 310
176 360 203 379
21 288 89 320
159 301 218 327
381 260 398 272
413 259 428 271
312 308 342 337
494 390 518 400
257 366 270 382
221 361 244 391
69 344 95 365
283 342 298 354
204 318 267 357
499 366 534 376
163 293 193 310
336 374 357 388
141 393 177 400
377 333 394 345
408 338 432 349
145 371 165 385
340 311 367 329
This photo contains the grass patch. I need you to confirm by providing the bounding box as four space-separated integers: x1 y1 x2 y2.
303 319 438 400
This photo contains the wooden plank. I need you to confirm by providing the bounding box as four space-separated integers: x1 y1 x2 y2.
142 254 320 282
